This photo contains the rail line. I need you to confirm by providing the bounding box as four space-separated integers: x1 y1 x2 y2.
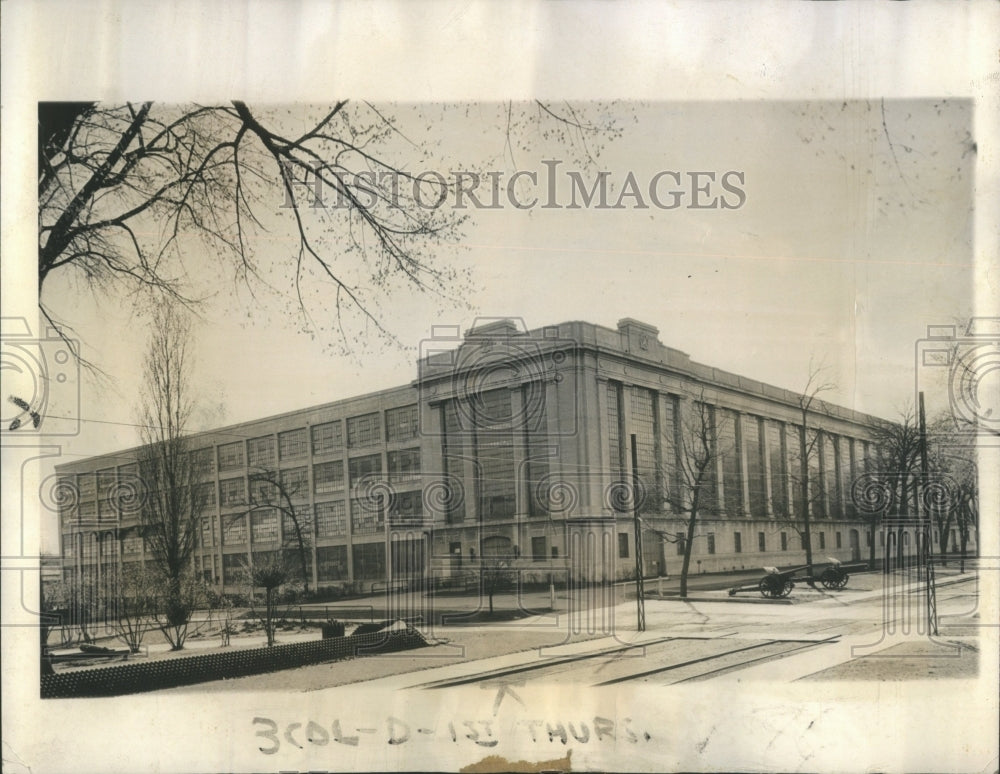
594 636 839 686
418 634 840 689
419 636 681 689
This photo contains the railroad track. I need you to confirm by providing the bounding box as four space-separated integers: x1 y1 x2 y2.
595 636 838 685
417 634 839 689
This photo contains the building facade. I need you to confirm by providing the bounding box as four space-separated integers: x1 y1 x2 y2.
56 318 963 596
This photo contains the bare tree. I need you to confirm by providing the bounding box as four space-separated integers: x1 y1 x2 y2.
112 563 158 653
656 397 730 598
135 303 205 649
38 101 621 356
242 468 313 594
868 405 923 567
926 414 979 570
785 361 836 577
241 552 298 648
479 554 514 616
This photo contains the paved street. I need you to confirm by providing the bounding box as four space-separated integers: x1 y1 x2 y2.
162 565 983 694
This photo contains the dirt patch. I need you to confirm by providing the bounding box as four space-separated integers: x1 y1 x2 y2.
800 638 979 681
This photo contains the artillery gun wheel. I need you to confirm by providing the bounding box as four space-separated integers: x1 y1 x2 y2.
759 575 792 599
821 569 850 589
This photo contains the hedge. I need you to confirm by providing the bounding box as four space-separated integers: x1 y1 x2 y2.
41 628 426 698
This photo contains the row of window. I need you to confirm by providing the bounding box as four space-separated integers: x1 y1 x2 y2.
616 529 864 558
209 406 419 472
62 407 420 501
606 381 873 520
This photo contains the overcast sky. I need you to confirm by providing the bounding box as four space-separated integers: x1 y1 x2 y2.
39 99 974 461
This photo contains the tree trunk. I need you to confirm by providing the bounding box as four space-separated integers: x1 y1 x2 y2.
679 492 700 599
265 587 275 646
799 423 813 575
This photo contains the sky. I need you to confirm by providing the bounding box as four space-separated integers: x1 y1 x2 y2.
42 100 974 429
23 99 976 551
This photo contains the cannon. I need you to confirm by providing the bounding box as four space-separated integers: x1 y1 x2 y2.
728 557 855 598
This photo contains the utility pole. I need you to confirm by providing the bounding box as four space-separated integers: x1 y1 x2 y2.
918 392 938 635
630 435 646 632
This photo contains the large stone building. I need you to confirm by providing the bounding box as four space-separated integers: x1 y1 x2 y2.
56 318 951 597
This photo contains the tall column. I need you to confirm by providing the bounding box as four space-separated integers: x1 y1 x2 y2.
509 386 529 518
595 377 612 515
712 406 725 513
817 430 830 519
761 418 775 517
832 434 844 520
735 411 751 518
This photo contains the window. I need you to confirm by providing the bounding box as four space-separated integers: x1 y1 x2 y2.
551 546 559 559
387 449 420 483
392 490 423 521
251 509 279 544
311 421 344 456
280 467 309 500
219 477 246 508
249 474 276 504
734 532 742 553
191 448 215 477
449 542 463 567
800 532 807 550
780 532 788 551
313 461 345 494
218 441 245 471
719 410 742 517
314 501 347 537
475 389 516 520
351 498 385 535
707 534 716 554
744 415 767 518
278 428 308 460
819 532 826 549
201 517 215 547
222 515 247 545
349 454 382 486
248 436 276 468
532 536 546 561
758 532 766 552
618 533 629 558
77 472 96 499
317 545 348 581
222 552 245 585
607 382 626 511
79 501 97 523
630 387 657 514
386 405 419 443
352 542 386 580
97 468 116 505
836 532 842 549
195 482 216 509
347 413 382 448
283 506 312 541
676 533 686 556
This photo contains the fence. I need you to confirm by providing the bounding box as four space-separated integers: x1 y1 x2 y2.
41 628 426 698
